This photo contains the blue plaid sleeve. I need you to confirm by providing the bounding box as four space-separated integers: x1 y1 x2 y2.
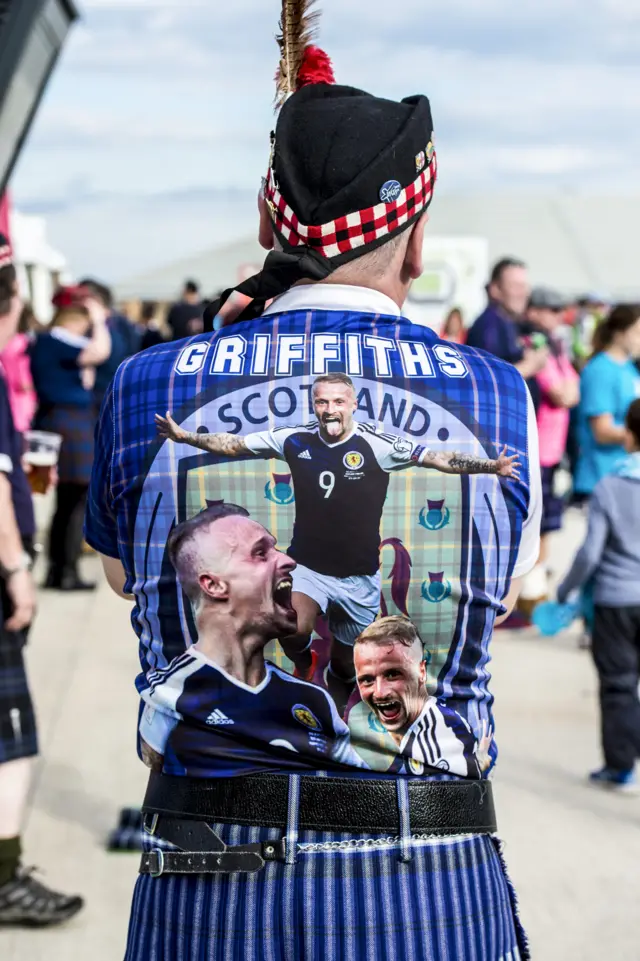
84 383 119 558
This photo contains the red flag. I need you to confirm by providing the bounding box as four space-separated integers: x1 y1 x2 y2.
0 192 11 247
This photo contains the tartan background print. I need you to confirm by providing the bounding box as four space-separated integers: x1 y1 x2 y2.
264 153 437 259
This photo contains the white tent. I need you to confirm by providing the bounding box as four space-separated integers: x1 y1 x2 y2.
11 209 69 323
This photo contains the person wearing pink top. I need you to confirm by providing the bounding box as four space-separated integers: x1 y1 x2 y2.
0 308 38 435
527 287 580 563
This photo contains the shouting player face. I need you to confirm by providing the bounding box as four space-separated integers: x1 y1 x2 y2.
199 516 298 639
354 637 428 742
313 380 358 443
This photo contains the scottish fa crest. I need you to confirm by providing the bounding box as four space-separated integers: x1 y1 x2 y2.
264 472 295 505
419 499 450 532
421 571 452 604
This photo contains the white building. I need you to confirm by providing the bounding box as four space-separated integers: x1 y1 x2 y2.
10 209 69 324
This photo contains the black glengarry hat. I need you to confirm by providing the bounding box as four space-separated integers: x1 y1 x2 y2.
205 0 437 326
267 84 436 264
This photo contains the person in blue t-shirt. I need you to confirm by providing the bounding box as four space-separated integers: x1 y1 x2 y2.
30 291 111 590
574 305 640 500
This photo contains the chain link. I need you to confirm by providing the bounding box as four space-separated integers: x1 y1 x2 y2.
297 832 473 854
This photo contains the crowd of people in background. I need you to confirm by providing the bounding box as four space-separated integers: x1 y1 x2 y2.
465 257 640 793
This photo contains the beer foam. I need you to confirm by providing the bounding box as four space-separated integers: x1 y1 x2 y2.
24 451 57 467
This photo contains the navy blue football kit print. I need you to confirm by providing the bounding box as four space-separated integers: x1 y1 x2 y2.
244 420 425 577
86 292 540 781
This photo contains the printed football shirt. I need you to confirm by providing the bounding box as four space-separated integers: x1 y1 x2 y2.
142 649 364 777
85 284 541 780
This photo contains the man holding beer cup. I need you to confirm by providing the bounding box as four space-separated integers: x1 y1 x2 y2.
0 234 83 926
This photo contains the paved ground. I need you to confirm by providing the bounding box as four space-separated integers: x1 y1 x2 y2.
2 508 640 960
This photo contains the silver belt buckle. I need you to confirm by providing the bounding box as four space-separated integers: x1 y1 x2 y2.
148 848 165 878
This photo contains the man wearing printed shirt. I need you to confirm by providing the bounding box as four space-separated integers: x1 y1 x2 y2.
84 29 544 959
354 616 492 777
157 375 519 713
140 503 364 775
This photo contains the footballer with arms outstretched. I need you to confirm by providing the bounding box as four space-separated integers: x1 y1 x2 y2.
140 503 364 776
156 373 520 714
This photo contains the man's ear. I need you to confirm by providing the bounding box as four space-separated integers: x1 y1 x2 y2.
404 212 429 281
419 657 428 687
199 572 229 602
258 192 275 252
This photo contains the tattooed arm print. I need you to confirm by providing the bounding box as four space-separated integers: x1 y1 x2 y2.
155 411 250 457
420 446 521 479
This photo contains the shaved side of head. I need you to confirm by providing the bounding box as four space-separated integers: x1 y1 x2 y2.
168 504 251 611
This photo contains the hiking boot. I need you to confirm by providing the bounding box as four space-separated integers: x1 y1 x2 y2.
0 866 84 927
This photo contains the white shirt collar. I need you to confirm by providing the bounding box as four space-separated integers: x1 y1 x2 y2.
262 284 402 319
50 326 90 349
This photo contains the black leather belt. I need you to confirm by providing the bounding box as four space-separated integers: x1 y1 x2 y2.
140 814 285 876
139 772 497 875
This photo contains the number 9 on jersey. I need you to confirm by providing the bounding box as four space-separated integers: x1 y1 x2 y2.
319 471 335 499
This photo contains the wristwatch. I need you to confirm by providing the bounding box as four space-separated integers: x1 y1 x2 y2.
0 551 33 580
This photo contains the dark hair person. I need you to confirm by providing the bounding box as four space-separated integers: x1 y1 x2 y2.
138 301 168 352
30 291 111 590
166 279 204 340
574 304 640 499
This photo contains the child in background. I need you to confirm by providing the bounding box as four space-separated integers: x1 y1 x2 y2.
557 398 640 792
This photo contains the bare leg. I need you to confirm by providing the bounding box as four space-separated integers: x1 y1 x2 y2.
0 757 31 839
539 534 551 567
280 592 321 677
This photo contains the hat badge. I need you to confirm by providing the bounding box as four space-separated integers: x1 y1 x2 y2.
379 180 402 204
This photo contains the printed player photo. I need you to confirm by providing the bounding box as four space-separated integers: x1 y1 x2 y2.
156 373 520 716
353 616 492 777
141 504 365 776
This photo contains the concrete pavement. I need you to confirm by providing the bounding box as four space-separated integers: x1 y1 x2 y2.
2 510 640 960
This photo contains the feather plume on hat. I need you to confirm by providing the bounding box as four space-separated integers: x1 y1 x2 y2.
275 0 335 107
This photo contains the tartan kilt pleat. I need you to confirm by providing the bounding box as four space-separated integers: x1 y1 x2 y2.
0 628 38 763
124 825 528 961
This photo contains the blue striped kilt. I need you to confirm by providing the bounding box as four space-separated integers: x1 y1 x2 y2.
126 823 528 961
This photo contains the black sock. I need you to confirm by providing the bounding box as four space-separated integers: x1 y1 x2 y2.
0 836 21 887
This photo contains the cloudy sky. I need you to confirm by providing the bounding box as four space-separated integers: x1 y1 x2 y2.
10 0 640 283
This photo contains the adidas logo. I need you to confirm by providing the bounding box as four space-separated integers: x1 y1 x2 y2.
206 709 234 726
298 450 312 460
